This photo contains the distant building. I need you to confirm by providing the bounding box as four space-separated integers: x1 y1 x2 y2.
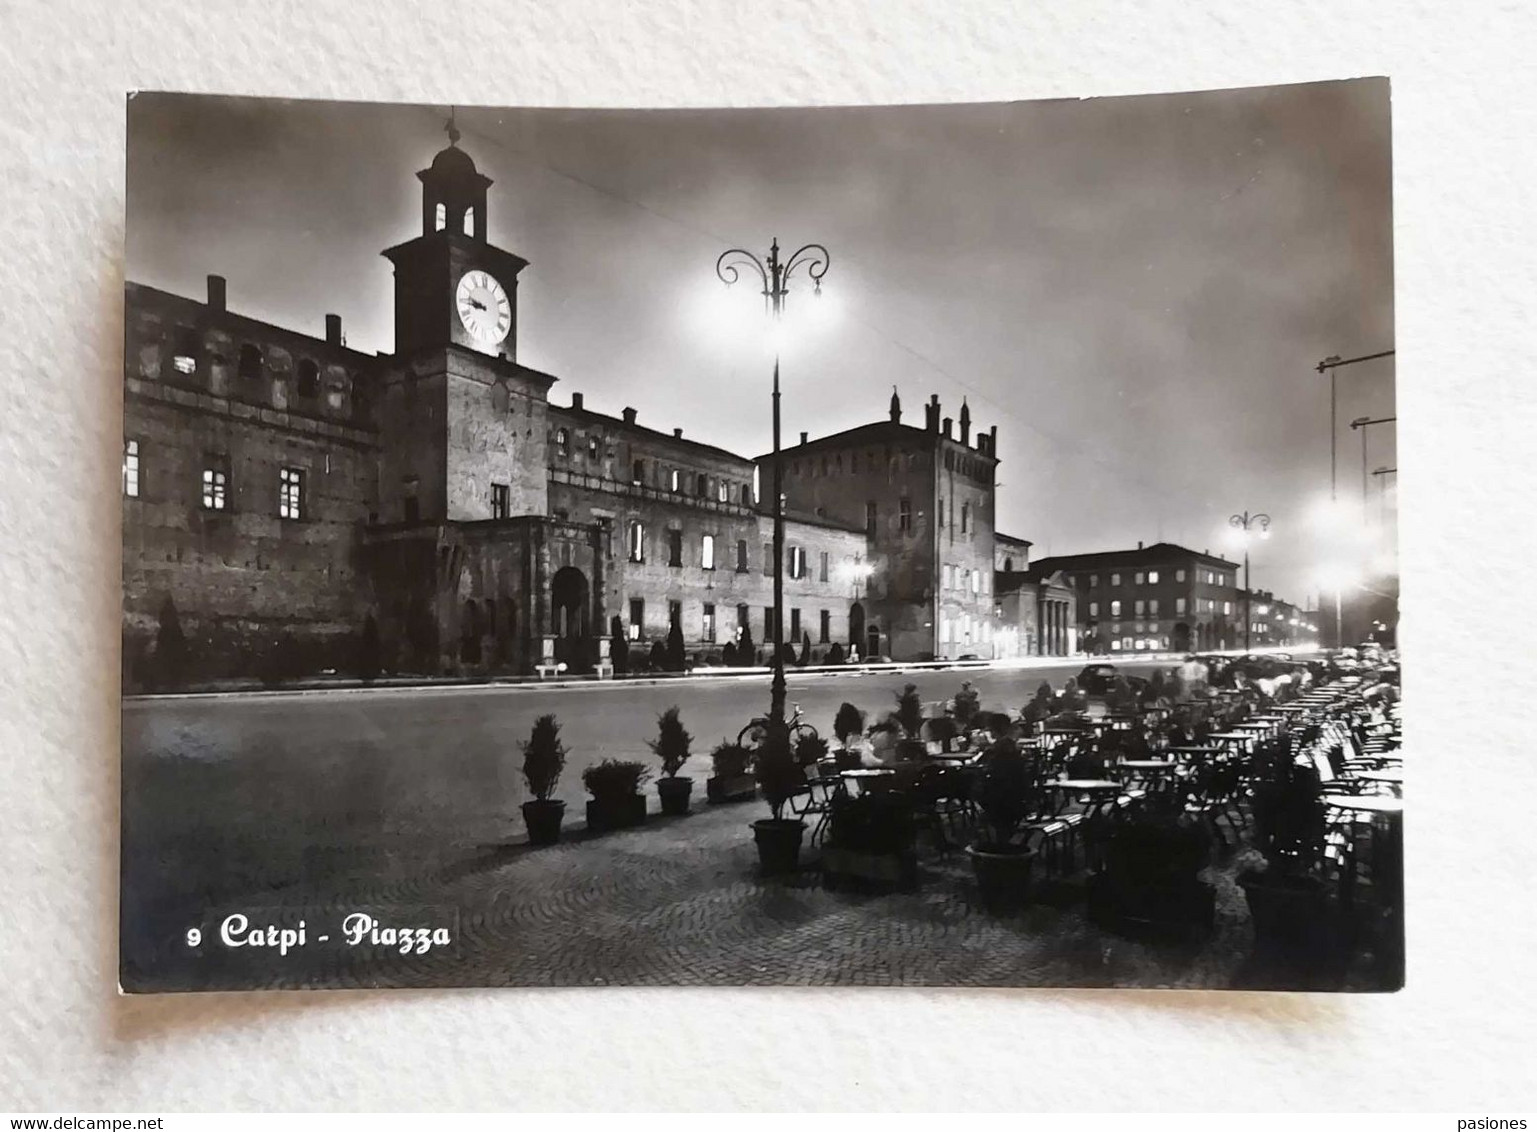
988 533 1076 657
767 392 1003 661
1033 542 1249 655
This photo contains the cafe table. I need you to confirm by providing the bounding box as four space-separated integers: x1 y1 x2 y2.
1323 793 1404 908
1353 768 1404 788
839 767 898 795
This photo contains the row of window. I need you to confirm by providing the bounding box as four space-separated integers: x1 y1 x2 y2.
941 563 989 597
615 454 754 507
1088 596 1234 619
161 331 355 409
622 522 840 581
123 440 309 520
1086 568 1234 590
625 598 835 646
939 615 993 646
1109 638 1172 652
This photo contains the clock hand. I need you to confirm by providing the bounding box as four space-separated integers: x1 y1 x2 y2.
469 298 487 311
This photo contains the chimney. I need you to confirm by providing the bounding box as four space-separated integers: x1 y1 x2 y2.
943 416 953 439
989 425 998 453
1137 540 1144 550
206 274 226 311
673 427 683 439
800 431 808 446
571 392 584 411
622 407 637 426
926 394 941 433
325 313 342 346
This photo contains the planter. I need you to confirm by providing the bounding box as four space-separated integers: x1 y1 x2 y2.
967 844 1037 911
1239 869 1343 969
822 847 918 892
521 799 567 846
657 775 694 816
706 773 758 804
586 793 647 833
751 818 806 876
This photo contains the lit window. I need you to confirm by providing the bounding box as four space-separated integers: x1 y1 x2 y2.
1134 600 1145 615
628 522 645 563
1110 600 1122 616
463 210 475 237
701 534 715 570
717 481 728 503
670 468 680 492
435 202 447 231
971 570 980 595
172 354 196 375
1176 598 1186 614
1148 570 1159 584
1176 569 1185 583
279 466 305 520
122 439 140 498
1223 601 1233 616
1149 599 1159 616
491 482 509 519
1110 573 1121 586
1110 640 1122 652
1135 572 1145 585
1089 574 1098 587
556 428 569 456
1088 602 1099 617
789 546 806 579
628 598 643 640
588 436 599 459
201 457 229 511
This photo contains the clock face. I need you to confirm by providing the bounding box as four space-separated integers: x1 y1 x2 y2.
455 270 511 348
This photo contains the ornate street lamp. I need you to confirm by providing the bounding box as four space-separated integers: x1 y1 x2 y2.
1228 510 1271 653
715 238 830 733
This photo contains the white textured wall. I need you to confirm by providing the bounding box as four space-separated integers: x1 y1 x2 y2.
1 0 1533 1112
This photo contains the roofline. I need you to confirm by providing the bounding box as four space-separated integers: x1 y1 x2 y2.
549 402 756 466
751 418 999 464
1031 542 1240 571
125 280 380 364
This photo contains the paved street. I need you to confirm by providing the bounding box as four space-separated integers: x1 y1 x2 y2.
122 659 1173 986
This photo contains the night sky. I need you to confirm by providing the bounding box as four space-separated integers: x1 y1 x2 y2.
126 81 1395 608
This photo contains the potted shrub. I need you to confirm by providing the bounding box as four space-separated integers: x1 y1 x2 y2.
833 702 867 769
966 743 1039 911
706 740 757 803
649 706 695 816
1087 814 1215 940
1237 754 1344 975
951 681 981 731
891 683 928 761
520 714 568 845
750 732 807 875
581 758 650 833
925 715 960 753
822 790 919 891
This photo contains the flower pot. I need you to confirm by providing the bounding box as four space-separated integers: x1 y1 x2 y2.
657 775 694 816
586 793 647 833
1239 869 1341 968
706 773 757 804
521 799 566 846
751 818 806 876
967 844 1037 911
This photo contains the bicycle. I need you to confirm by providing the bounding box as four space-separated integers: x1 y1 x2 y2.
737 702 821 751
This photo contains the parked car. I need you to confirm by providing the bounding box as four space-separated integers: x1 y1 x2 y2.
1075 663 1149 698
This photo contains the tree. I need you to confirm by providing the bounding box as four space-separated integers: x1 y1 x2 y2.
357 613 382 684
609 616 628 675
721 641 737 667
665 618 686 672
892 683 925 739
648 640 668 672
825 641 845 665
153 595 187 690
736 622 755 667
798 632 812 666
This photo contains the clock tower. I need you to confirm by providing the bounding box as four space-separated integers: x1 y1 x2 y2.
377 120 555 525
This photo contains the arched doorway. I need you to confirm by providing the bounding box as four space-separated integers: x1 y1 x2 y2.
550 566 592 670
848 602 866 655
1173 622 1191 653
865 624 881 661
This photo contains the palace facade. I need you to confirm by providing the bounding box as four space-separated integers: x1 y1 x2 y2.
121 132 1023 685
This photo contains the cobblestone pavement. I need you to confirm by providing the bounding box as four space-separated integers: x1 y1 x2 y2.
126 797 1292 992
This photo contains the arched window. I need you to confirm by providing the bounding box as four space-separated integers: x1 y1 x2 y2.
237 343 263 382
696 473 708 497
463 209 475 237
434 202 447 232
296 359 319 398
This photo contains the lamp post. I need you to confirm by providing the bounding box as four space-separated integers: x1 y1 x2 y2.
1316 350 1395 502
715 238 830 734
1228 510 1271 653
1349 415 1397 522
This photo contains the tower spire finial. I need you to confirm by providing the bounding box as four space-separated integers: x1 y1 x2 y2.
445 106 460 147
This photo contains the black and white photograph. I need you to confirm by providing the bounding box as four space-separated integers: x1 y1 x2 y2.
120 82 1399 994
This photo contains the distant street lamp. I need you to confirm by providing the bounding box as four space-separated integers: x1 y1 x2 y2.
1316 351 1395 502
1349 415 1397 523
1372 465 1398 526
1228 510 1271 653
715 238 830 734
